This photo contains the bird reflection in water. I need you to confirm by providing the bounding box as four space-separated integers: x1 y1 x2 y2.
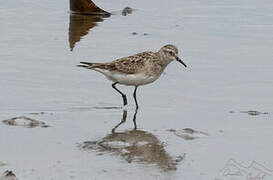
69 0 110 51
78 109 184 171
69 14 104 51
111 109 138 133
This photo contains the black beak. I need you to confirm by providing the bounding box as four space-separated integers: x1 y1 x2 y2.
176 57 187 67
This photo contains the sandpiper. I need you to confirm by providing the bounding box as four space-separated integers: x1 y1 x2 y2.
78 44 187 109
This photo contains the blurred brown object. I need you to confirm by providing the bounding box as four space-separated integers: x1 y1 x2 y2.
69 14 104 51
70 0 111 17
122 7 133 16
69 0 110 51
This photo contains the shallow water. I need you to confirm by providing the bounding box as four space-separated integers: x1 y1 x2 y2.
1 0 273 179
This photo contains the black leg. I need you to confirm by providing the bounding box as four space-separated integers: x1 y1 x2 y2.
133 86 139 109
112 82 127 106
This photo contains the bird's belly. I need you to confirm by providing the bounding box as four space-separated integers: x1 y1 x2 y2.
108 72 158 86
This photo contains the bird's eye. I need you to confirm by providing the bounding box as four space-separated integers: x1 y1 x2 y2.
169 51 174 55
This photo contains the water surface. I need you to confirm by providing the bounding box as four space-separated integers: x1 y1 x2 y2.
1 0 273 179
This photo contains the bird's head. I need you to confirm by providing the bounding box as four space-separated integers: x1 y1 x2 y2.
159 44 187 67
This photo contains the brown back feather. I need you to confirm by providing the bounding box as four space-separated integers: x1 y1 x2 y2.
78 51 155 74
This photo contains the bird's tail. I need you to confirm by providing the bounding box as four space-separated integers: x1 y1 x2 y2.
77 62 99 69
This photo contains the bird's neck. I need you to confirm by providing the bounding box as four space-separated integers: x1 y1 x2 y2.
156 52 171 68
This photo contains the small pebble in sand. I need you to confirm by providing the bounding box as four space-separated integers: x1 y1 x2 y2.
167 129 176 132
2 116 50 128
168 128 208 140
29 112 45 115
0 170 18 180
175 154 186 163
182 128 195 134
101 169 107 173
131 32 150 36
240 110 269 116
122 7 133 16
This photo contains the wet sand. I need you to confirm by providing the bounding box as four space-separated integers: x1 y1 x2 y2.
1 0 273 179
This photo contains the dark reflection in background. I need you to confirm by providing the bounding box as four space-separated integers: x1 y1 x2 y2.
69 14 104 51
78 109 185 171
69 0 110 51
70 0 111 16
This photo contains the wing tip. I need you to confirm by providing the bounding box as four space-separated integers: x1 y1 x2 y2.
80 62 93 65
77 65 88 68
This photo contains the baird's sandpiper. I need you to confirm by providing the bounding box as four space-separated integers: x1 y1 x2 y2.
78 44 187 109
